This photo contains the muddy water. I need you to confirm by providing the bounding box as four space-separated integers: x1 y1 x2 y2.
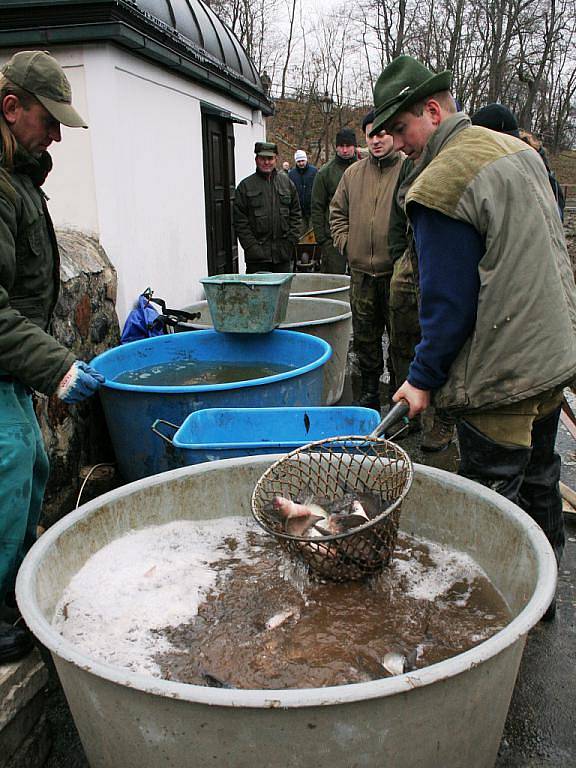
155 529 510 690
114 360 294 387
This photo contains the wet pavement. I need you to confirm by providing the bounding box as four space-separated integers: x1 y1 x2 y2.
41 374 576 766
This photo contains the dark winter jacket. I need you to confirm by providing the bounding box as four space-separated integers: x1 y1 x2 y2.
0 145 75 394
288 163 317 218
233 169 302 265
310 153 357 247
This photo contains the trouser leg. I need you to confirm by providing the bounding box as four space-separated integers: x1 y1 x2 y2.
388 253 420 387
0 382 49 601
519 407 564 564
320 243 347 274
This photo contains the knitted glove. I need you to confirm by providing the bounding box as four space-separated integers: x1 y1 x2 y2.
57 361 105 404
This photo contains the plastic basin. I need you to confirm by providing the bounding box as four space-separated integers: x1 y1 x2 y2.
290 272 350 303
159 406 380 464
200 273 294 333
17 457 557 768
178 297 352 404
90 330 331 481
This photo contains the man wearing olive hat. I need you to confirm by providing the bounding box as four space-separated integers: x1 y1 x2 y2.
373 55 576 619
0 50 104 661
233 141 302 273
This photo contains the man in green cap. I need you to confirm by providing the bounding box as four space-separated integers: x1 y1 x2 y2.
0 50 104 661
233 142 302 273
373 55 576 620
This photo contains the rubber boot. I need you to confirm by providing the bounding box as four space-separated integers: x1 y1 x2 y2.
518 407 564 568
457 418 531 501
354 373 381 412
457 417 561 621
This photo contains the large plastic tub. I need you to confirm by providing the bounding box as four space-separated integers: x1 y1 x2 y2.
90 330 331 481
179 297 352 404
154 406 380 464
17 456 557 768
200 273 294 333
290 272 350 303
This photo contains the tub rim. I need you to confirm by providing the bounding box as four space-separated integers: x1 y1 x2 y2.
16 456 557 710
182 297 352 331
91 329 332 394
289 272 351 300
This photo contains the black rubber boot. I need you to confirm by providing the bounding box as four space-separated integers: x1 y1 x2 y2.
456 418 531 501
518 407 564 567
457 415 563 622
354 373 381 412
0 620 34 664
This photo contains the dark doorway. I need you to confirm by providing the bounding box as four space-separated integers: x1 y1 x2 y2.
202 110 238 275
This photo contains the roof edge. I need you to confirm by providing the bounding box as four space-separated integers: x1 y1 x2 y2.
0 0 274 115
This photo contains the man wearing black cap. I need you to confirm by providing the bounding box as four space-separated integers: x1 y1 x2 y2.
471 103 565 220
372 55 576 619
233 142 302 273
311 128 358 274
0 50 104 661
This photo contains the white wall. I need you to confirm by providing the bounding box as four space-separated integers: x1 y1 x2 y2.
1 43 266 323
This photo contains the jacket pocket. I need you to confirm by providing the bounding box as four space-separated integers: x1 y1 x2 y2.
278 193 292 234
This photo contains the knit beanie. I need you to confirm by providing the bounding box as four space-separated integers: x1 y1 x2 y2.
335 128 357 146
294 149 307 162
470 103 520 137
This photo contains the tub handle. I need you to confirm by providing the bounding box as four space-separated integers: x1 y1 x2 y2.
151 419 180 444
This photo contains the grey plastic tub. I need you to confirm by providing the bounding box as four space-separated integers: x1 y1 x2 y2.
290 272 351 303
180 297 352 404
17 457 556 768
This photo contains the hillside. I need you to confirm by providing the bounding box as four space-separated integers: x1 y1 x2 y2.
267 99 576 186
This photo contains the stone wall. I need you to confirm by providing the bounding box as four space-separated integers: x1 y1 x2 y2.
34 230 121 528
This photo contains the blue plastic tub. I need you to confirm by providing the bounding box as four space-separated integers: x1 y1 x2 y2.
200 273 294 333
153 407 380 465
91 330 331 481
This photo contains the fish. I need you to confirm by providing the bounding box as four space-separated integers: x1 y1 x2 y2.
272 495 328 536
271 493 374 538
382 648 418 676
272 493 377 538
265 607 300 630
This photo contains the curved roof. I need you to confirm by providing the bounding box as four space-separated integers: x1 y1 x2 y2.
137 0 260 86
0 0 273 113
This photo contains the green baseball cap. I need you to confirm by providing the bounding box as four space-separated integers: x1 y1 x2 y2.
254 141 278 157
371 55 452 135
1 50 88 128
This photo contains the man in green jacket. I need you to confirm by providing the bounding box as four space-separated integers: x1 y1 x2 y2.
329 111 403 411
0 51 104 662
233 142 302 273
311 128 358 274
372 55 576 620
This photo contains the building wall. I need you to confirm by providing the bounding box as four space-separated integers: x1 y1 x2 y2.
0 43 266 322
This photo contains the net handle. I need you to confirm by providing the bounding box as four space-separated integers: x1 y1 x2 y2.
369 399 410 438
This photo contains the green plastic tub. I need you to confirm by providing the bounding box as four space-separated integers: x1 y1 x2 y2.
200 273 294 333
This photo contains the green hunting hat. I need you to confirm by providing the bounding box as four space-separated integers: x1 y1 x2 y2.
1 50 88 128
254 141 278 157
371 55 452 135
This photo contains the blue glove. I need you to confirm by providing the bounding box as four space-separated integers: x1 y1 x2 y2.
57 361 105 404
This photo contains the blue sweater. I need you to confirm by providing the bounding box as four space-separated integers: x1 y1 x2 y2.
407 203 484 391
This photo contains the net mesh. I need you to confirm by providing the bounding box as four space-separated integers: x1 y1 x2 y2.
251 436 413 581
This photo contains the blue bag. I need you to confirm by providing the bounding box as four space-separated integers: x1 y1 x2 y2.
120 294 165 344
